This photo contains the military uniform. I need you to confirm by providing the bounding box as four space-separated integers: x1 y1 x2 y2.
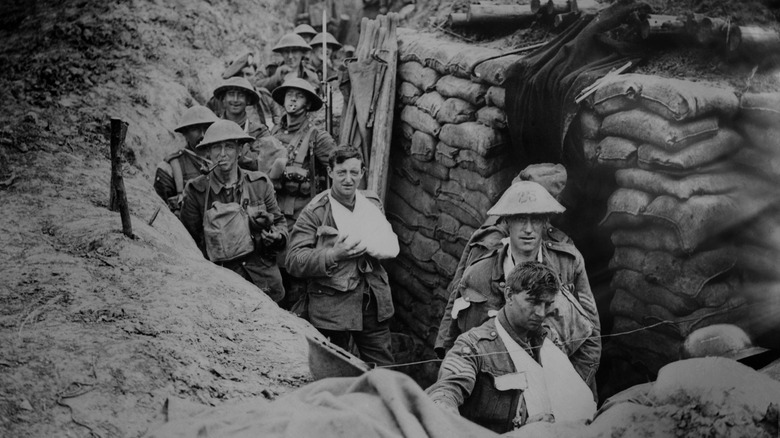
427 314 548 433
180 169 288 302
154 149 208 216
285 190 395 366
436 238 601 389
255 63 320 95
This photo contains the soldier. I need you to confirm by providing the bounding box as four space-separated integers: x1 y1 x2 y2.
436 181 602 395
255 33 319 93
427 262 596 433
210 52 283 129
294 23 318 43
308 32 342 79
211 76 272 171
180 120 287 302
269 77 336 232
154 105 218 217
285 146 399 366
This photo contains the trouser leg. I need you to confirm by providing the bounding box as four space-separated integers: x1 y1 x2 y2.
352 292 394 367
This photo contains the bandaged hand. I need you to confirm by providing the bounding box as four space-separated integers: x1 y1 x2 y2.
330 233 367 262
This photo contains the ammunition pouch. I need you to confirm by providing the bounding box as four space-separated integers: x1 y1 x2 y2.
282 165 311 196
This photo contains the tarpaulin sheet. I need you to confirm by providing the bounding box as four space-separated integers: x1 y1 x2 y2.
504 0 649 164
147 369 495 438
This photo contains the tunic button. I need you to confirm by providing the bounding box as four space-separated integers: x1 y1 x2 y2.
499 282 505 287
490 331 496 337
547 242 552 247
548 228 554 233
465 297 470 302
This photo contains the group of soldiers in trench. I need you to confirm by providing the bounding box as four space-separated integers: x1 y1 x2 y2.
152 19 601 434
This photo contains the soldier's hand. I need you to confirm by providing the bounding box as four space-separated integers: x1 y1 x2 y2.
260 228 282 245
330 234 367 261
276 65 292 78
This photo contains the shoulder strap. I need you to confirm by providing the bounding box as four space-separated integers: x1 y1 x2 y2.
171 157 184 195
293 122 316 166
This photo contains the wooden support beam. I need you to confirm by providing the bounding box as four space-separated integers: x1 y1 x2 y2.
109 118 133 239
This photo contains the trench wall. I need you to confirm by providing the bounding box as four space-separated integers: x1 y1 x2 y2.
384 30 780 389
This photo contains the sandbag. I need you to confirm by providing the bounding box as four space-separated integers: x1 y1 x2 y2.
450 166 516 201
596 136 638 168
394 255 444 289
440 179 492 214
399 121 415 140
637 128 742 171
436 75 489 106
436 212 461 241
385 191 437 237
442 238 467 259
591 74 739 121
401 154 450 181
731 146 780 182
432 250 458 278
739 120 780 153
439 122 506 157
436 98 476 124
457 148 511 177
737 244 780 281
600 188 654 229
614 167 756 199
415 91 445 119
400 105 441 137
472 54 523 86
642 249 737 300
435 142 459 168
389 173 438 217
398 31 501 78
601 109 719 151
389 218 415 246
612 316 682 372
410 130 436 162
475 106 507 130
608 246 645 271
644 193 776 253
398 61 440 92
386 259 434 302
610 225 686 255
398 81 422 105
485 86 506 109
583 139 599 166
579 110 601 139
611 269 700 315
407 231 441 262
739 92 780 126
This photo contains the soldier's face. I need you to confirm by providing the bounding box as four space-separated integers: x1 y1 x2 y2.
328 158 364 200
281 49 305 69
240 65 256 79
283 89 310 114
506 215 546 258
223 90 248 116
208 141 241 171
503 288 556 334
182 125 208 149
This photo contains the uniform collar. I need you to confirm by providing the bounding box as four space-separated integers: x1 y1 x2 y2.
209 168 244 194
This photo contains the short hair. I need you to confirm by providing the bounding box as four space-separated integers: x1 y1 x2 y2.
328 145 363 168
506 262 560 299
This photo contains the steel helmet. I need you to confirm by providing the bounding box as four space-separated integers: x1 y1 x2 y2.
212 76 261 106
309 32 342 50
293 24 317 39
681 324 769 361
513 163 568 200
272 33 312 53
272 77 323 111
174 105 219 133
222 52 256 79
487 181 566 216
196 119 255 150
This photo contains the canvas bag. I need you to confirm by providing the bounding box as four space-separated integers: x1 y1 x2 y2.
202 180 255 262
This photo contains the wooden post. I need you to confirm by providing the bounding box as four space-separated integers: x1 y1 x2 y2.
368 13 398 202
109 118 133 239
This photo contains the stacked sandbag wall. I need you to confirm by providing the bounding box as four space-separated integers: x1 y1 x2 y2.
580 74 780 376
385 31 523 381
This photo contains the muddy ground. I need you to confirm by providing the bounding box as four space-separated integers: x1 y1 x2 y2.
1 0 779 437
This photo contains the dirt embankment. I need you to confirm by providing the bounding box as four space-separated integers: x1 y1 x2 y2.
0 1 324 437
